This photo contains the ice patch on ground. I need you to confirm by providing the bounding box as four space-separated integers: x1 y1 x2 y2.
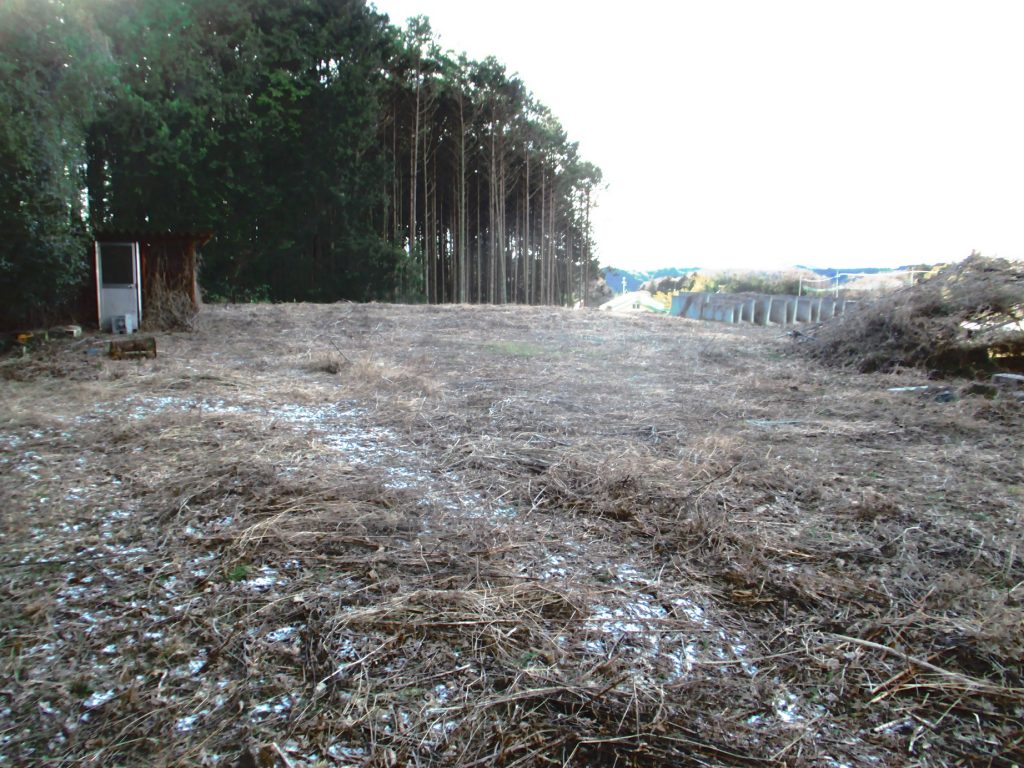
746 685 828 726
175 713 201 733
251 693 296 721
327 744 366 760
266 625 300 642
673 597 705 624
83 689 116 709
245 566 284 591
539 553 568 580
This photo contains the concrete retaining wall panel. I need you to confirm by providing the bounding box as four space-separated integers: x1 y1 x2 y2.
670 291 853 327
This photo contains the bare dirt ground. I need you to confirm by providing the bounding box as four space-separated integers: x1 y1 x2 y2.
1 302 1021 767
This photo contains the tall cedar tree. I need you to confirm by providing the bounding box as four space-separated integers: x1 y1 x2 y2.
1 0 602 324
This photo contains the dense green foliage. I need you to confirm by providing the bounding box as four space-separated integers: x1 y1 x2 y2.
0 0 113 326
1 0 602 325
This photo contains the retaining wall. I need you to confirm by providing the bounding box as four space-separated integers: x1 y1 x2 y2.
670 292 856 327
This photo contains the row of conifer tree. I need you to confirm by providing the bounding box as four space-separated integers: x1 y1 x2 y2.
1 0 602 326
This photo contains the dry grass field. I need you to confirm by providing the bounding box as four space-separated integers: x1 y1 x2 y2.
1 302 1021 767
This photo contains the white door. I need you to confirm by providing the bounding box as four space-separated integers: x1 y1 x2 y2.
96 242 141 331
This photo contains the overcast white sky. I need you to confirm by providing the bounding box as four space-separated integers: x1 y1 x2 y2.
375 0 1024 273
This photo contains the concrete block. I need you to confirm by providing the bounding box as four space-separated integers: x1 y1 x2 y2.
52 325 82 339
753 298 770 325
992 373 1024 389
740 300 756 323
810 298 822 322
795 297 813 323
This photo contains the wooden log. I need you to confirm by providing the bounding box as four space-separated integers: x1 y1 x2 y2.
109 336 157 360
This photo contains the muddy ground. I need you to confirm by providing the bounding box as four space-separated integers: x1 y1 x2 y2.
1 302 1021 767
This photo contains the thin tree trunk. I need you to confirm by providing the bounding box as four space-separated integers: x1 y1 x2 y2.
410 64 421 299
511 187 519 302
475 169 482 304
489 123 497 304
524 145 531 305
497 130 507 304
422 126 431 302
566 220 573 307
582 187 591 307
391 104 401 298
457 94 468 303
539 162 546 305
546 176 552 305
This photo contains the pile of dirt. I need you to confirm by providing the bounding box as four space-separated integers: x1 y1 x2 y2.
805 254 1024 375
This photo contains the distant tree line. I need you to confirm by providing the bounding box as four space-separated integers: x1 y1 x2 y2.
642 270 806 297
0 0 602 327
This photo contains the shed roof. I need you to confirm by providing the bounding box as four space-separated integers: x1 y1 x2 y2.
93 230 214 245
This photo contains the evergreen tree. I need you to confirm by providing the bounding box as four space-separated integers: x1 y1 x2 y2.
0 0 113 327
2 0 602 323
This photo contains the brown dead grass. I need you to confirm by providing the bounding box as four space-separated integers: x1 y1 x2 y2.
806 254 1024 375
0 302 1021 767
142 277 200 332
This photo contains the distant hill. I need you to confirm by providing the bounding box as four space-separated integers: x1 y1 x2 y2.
603 264 939 294
601 266 698 293
800 266 888 277
797 265 937 285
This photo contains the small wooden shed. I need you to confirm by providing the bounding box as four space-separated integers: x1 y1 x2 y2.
92 231 212 331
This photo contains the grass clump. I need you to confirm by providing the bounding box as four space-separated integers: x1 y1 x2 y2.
485 340 545 358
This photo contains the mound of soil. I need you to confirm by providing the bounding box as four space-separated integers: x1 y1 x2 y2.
806 255 1024 375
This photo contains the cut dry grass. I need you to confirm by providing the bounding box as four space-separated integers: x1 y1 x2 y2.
805 254 1024 375
0 301 1021 766
142 278 200 332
